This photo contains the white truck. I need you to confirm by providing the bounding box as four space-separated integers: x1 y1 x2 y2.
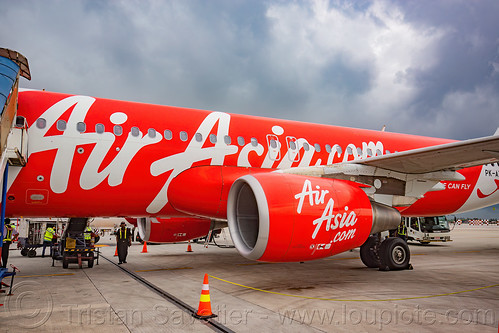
404 216 452 244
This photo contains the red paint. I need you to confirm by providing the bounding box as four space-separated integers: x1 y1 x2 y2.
138 217 211 243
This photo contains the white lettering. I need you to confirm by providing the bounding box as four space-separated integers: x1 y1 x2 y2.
20 95 387 216
295 179 358 240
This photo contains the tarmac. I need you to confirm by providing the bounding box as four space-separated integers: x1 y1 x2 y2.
0 225 498 332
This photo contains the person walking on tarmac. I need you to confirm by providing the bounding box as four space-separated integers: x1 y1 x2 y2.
116 222 131 264
41 225 56 258
397 220 408 242
2 219 19 268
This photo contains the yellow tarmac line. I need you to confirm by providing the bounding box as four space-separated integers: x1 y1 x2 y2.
16 273 75 278
325 257 360 260
135 267 193 272
209 275 499 302
94 244 110 247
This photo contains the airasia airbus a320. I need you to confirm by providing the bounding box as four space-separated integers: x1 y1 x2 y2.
3 50 499 270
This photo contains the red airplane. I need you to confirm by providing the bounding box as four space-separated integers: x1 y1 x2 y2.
2 49 499 270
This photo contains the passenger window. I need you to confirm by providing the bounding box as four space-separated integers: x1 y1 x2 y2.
325 144 332 153
336 146 342 154
302 142 310 151
114 125 123 136
224 135 231 145
77 122 86 133
180 131 188 142
385 150 391 154
357 147 362 155
270 139 278 149
148 128 156 138
36 118 46 129
376 149 382 156
164 130 173 140
251 137 258 147
237 136 245 146
367 148 373 157
289 141 297 150
314 143 321 152
347 146 353 154
131 126 140 137
195 133 203 142
210 134 217 144
95 123 105 134
56 120 67 131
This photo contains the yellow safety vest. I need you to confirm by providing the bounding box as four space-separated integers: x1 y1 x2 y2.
119 228 127 239
84 226 92 240
398 224 407 236
44 228 55 241
4 226 13 242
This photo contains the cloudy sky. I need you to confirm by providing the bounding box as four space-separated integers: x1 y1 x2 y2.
1 0 499 140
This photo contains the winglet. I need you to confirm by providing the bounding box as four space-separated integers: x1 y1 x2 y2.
494 127 499 136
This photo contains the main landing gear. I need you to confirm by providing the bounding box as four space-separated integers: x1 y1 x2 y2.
360 234 412 271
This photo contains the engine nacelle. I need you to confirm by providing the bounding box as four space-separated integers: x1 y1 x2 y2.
136 217 211 243
227 173 400 262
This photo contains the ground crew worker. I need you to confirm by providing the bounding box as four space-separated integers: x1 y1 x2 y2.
115 222 131 264
412 218 420 231
2 219 19 268
397 220 407 242
84 223 93 245
41 225 56 258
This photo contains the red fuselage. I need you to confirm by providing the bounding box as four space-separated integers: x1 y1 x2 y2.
5 90 497 218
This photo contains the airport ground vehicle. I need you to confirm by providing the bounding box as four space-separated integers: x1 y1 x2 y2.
404 216 452 244
52 218 96 268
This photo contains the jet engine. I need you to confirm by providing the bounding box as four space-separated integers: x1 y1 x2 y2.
227 173 400 262
136 217 211 243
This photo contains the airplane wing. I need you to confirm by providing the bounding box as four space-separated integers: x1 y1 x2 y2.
278 134 499 206
353 134 499 174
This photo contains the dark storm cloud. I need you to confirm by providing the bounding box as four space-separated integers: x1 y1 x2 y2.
1 0 498 140
393 0 499 139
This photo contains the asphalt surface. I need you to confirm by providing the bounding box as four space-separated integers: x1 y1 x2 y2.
0 225 498 332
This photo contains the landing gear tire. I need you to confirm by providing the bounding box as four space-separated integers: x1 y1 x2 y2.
379 237 410 271
360 236 380 268
21 248 28 256
27 249 37 258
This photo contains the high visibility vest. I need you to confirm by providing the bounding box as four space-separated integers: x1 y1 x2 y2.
84 226 92 240
4 227 13 242
118 228 127 239
44 228 55 241
398 224 407 236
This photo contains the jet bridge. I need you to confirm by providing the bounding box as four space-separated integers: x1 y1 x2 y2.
0 47 31 262
0 48 30 168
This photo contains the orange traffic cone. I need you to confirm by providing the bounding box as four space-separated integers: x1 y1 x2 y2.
194 274 216 319
141 241 148 253
186 240 193 252
114 246 118 257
